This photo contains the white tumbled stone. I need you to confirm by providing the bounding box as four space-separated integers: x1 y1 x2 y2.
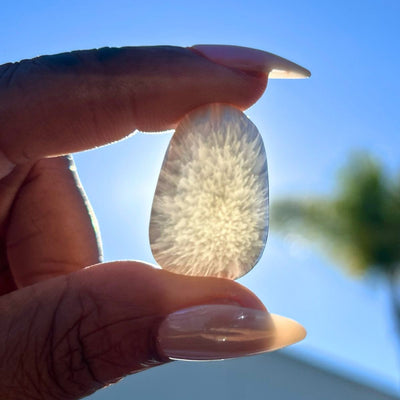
149 104 269 279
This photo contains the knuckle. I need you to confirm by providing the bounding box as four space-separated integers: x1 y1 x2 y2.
0 301 48 399
0 280 105 400
47 284 105 399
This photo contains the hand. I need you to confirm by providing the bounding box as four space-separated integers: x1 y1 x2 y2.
0 45 301 400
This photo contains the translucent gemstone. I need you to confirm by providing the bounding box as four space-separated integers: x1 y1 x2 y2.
149 104 269 279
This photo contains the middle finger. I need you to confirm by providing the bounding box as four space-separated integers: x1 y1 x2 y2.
6 156 101 288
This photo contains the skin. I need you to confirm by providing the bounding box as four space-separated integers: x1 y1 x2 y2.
0 46 268 400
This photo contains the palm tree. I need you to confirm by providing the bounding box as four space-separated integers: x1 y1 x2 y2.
271 152 400 352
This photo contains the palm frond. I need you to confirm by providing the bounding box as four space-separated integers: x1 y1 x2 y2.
271 152 400 276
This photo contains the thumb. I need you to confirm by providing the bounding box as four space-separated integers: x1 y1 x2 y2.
0 262 304 399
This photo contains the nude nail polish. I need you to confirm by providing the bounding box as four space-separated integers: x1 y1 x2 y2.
190 44 311 79
157 304 306 361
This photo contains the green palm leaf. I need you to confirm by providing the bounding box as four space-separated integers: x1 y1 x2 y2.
271 152 400 276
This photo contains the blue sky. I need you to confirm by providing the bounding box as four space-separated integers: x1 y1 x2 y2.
1 0 400 396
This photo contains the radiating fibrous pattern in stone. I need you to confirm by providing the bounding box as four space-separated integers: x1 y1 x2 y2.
149 104 269 279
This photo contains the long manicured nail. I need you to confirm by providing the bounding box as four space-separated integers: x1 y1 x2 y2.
0 150 15 180
157 304 306 361
190 44 311 79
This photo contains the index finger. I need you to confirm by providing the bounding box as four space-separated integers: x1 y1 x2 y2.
0 45 267 166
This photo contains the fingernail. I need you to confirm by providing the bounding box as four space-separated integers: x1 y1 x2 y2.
190 45 311 79
0 150 15 179
157 304 306 361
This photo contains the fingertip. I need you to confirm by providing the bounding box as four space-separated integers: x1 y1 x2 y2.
77 261 266 313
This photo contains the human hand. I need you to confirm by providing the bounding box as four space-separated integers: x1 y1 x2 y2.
0 45 305 399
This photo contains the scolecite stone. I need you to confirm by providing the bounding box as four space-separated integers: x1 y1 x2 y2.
149 104 269 279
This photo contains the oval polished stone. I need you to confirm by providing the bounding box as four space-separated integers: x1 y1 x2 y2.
149 104 269 279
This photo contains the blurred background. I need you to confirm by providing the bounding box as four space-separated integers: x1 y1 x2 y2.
1 0 399 398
